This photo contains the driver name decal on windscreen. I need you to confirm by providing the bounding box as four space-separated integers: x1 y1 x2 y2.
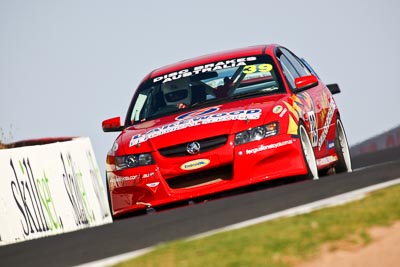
153 57 257 84
129 107 262 147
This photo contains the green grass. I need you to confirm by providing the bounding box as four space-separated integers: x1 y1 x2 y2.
114 184 400 267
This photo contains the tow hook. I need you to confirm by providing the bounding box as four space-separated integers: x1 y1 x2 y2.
136 202 156 214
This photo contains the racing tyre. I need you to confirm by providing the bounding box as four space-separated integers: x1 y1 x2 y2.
299 123 319 180
334 118 352 173
105 177 114 219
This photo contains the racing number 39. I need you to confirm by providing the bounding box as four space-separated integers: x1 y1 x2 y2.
243 64 273 74
308 111 318 147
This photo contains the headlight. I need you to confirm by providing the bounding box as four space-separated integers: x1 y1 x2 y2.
114 153 155 170
234 122 279 145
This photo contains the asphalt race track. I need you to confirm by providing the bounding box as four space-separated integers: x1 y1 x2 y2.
1 147 400 267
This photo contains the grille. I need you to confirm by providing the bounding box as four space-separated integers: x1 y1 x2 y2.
167 165 233 189
159 135 228 157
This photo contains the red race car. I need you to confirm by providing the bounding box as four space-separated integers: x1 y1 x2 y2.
102 44 352 218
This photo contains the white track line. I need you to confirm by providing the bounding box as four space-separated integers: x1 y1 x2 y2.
75 178 400 267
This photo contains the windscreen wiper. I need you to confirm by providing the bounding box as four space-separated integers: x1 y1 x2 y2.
191 97 227 108
232 89 272 99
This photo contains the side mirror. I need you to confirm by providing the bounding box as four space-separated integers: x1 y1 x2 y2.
294 75 319 91
326 83 341 94
102 117 123 132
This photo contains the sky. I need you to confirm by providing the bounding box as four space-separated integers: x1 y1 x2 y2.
1 0 399 178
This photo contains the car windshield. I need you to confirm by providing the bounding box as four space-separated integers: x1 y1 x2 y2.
128 55 283 124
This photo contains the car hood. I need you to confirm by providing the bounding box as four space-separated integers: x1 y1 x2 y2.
118 94 287 154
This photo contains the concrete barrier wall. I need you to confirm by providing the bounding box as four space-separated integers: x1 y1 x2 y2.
0 137 112 246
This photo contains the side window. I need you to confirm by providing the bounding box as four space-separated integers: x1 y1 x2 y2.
279 55 298 88
301 58 320 79
281 48 311 77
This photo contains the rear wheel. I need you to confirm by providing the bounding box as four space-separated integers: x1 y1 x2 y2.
299 123 319 180
335 118 352 173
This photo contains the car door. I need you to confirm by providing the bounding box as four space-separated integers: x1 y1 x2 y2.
277 47 331 159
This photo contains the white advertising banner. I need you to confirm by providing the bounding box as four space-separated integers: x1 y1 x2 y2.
0 137 112 246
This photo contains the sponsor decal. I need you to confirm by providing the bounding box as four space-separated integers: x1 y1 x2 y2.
146 182 160 193
153 57 257 83
327 140 335 150
176 106 221 120
110 172 155 185
318 99 336 150
246 140 294 155
273 105 283 114
146 182 159 187
279 108 287 118
142 172 155 178
129 107 262 147
110 175 140 183
316 155 338 166
308 111 318 147
180 159 210 170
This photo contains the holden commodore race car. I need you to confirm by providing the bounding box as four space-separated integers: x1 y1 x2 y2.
102 44 352 218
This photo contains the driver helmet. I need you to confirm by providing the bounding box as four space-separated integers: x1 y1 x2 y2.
162 78 192 106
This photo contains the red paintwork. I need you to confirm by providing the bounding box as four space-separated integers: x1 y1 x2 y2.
103 44 343 217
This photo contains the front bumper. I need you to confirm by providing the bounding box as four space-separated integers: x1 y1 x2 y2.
107 134 306 217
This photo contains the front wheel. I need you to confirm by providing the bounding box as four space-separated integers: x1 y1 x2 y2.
335 118 352 173
105 176 115 220
299 123 319 180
